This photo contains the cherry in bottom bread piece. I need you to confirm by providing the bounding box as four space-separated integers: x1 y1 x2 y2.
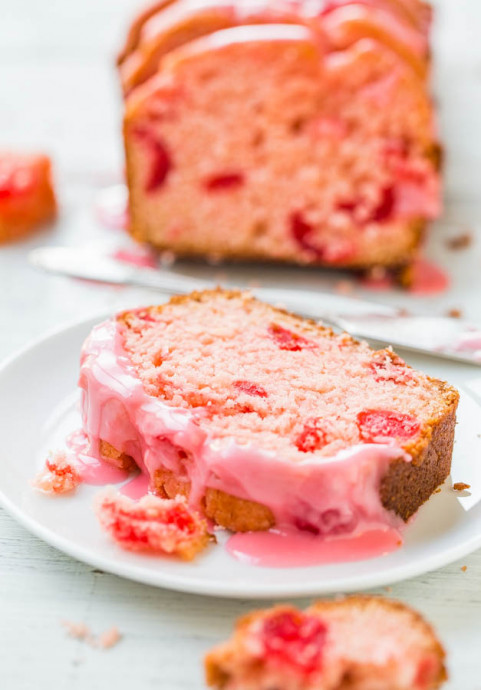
205 596 447 690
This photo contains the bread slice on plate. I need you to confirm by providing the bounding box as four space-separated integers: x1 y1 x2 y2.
79 289 458 538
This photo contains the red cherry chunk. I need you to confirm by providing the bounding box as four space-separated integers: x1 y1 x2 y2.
337 186 395 225
357 409 420 443
133 128 171 192
268 323 316 352
295 418 328 452
234 380 268 398
204 172 244 191
260 610 327 674
290 211 323 257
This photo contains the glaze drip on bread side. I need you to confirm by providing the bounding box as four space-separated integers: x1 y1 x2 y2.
79 290 458 538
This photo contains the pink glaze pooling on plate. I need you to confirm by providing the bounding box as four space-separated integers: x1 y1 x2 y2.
226 526 402 568
78 317 411 564
119 472 151 499
66 430 129 485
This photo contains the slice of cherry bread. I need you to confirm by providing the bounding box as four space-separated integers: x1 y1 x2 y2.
79 290 458 536
0 152 56 243
205 596 447 690
119 0 440 271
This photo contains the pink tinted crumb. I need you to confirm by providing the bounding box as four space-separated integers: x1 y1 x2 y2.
62 620 91 641
34 452 82 495
97 627 122 649
96 490 210 560
369 351 415 385
62 621 122 649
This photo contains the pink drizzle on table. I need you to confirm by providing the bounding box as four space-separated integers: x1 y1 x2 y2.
78 318 412 566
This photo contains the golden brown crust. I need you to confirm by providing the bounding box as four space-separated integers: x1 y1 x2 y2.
99 439 138 472
205 595 447 689
102 290 458 532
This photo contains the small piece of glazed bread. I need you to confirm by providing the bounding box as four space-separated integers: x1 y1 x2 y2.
205 596 447 690
0 152 57 243
120 0 440 272
96 490 210 560
79 289 459 536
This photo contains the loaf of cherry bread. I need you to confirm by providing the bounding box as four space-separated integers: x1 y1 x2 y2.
79 289 458 536
205 595 447 689
118 0 440 271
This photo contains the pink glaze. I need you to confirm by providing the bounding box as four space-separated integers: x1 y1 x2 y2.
66 430 129 485
408 259 450 296
111 247 158 269
226 525 402 568
79 318 411 549
119 472 151 499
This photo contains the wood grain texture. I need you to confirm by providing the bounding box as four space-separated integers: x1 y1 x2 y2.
1 1 481 688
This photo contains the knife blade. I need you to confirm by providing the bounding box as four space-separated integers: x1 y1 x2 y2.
29 245 481 366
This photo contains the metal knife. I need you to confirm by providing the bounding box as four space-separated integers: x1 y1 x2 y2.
29 245 481 366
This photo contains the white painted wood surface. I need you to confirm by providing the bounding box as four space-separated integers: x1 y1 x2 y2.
1 0 481 687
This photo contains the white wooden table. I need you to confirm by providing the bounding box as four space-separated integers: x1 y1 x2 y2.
1 1 480 687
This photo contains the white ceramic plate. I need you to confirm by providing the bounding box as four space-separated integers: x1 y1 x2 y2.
1 312 481 599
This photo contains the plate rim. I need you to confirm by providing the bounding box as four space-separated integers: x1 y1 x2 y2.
1 313 480 599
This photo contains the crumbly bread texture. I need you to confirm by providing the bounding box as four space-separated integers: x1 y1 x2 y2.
119 0 440 271
96 489 210 560
0 152 56 243
97 289 458 532
205 595 447 690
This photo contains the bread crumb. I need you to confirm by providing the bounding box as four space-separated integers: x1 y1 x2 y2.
62 621 122 649
384 586 392 593
62 621 91 641
97 627 122 649
33 452 82 495
445 308 463 319
433 487 442 494
453 482 471 491
461 565 467 572
446 232 472 250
